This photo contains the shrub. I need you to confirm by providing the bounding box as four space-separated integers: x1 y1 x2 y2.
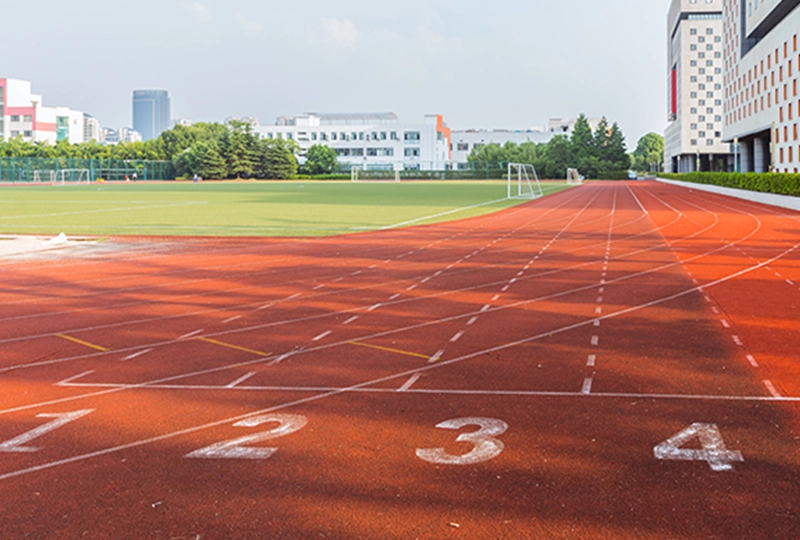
660 172 800 197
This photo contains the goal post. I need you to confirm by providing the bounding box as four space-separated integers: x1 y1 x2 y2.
57 169 91 185
32 170 56 183
507 163 544 200
566 168 583 185
351 167 401 183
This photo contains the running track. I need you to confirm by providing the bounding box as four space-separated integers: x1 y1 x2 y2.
1 181 799 539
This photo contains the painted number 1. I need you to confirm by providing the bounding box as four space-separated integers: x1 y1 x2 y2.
416 417 508 465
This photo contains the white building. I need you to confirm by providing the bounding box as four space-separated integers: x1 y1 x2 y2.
449 118 602 166
0 78 92 145
723 0 799 172
83 113 102 143
102 127 143 144
665 0 734 173
256 113 451 171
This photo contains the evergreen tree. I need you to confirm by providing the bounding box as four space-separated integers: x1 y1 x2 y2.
222 120 259 179
260 139 299 179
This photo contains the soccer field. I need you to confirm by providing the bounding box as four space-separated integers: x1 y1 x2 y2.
0 180 571 237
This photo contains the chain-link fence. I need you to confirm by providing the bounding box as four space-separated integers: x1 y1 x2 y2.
0 158 175 183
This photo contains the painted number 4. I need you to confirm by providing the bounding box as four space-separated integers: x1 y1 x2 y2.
654 423 744 472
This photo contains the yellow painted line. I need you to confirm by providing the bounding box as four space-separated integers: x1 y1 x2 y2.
198 337 271 357
56 334 109 352
349 341 431 360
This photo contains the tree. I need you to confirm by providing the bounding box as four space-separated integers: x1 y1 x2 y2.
632 132 664 172
544 135 572 180
221 120 259 179
302 144 338 175
259 138 299 179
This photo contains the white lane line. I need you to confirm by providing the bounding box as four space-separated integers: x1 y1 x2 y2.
398 373 423 392
368 303 383 312
587 354 596 367
591 336 599 346
599 287 605 294
122 349 153 361
492 295 500 301
313 331 332 342
178 330 203 340
287 293 302 300
467 317 479 326
429 350 445 364
746 355 759 368
421 277 431 284
704 295 712 302
597 296 604 303
450 331 465 343
481 305 491 313
55 371 95 386
582 377 594 395
593 320 601 327
343 315 360 325
786 279 795 286
332 278 344 283
223 315 242 324
595 307 603 314
389 294 401 301
711 307 720 314
721 320 731 328
406 284 418 291
313 285 324 291
732 335 743 346
509 278 518 284
226 372 257 388
502 285 511 292
257 303 274 311
764 380 781 398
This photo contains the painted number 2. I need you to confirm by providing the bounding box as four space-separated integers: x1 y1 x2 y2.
416 417 508 466
186 414 307 460
654 423 744 472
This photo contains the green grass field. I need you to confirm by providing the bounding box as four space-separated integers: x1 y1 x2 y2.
0 180 572 238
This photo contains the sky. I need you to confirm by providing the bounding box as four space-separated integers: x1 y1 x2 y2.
2 0 668 146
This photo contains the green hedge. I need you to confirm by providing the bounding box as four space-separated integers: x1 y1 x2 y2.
660 172 800 197
598 170 631 180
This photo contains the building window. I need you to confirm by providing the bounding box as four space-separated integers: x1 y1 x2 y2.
23 115 33 122
23 130 33 138
404 148 420 157
391 132 399 141
404 131 421 142
691 139 698 146
10 115 20 122
457 142 469 151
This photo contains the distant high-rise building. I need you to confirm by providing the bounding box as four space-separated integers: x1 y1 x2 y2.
132 89 170 141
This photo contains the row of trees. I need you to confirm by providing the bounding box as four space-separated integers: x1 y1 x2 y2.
1 113 663 180
0 120 314 180
468 115 632 179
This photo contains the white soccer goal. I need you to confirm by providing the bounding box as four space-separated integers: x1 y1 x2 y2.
33 170 56 183
507 163 544 199
57 169 91 185
351 167 401 183
566 168 583 185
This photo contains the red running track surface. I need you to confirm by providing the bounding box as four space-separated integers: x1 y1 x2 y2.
0 181 799 539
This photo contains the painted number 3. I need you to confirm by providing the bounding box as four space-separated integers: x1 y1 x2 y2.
416 417 509 466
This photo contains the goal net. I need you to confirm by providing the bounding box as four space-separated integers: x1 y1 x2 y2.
507 163 544 199
58 169 91 185
351 167 401 183
566 168 583 185
33 170 57 183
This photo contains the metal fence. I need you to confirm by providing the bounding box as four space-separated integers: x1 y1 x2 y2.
0 158 175 183
339 161 519 180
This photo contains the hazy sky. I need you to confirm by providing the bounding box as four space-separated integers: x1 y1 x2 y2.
2 0 668 145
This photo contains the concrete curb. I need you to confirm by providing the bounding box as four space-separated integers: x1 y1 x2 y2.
655 177 800 212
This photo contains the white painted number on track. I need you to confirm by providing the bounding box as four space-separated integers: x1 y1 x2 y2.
0 410 94 453
186 414 308 460
416 417 508 466
654 423 744 472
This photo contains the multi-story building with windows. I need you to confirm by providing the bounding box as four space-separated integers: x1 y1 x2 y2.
0 78 89 144
665 0 734 173
723 0 799 173
132 89 171 141
256 112 452 171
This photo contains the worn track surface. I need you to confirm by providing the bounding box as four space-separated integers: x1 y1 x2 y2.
0 181 799 539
